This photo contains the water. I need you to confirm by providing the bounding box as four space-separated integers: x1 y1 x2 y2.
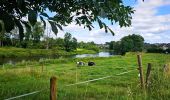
0 51 114 65
74 51 114 58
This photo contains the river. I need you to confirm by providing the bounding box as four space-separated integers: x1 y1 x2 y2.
0 51 114 65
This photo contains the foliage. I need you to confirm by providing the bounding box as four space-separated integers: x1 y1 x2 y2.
0 31 99 53
64 32 72 52
121 34 144 53
54 38 65 50
21 22 44 48
72 37 78 50
64 32 78 52
144 43 170 54
0 0 134 42
78 41 99 52
32 22 44 43
107 34 144 55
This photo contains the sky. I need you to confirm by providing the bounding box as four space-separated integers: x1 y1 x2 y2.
46 0 170 44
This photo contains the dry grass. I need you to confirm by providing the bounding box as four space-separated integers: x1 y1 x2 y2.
163 63 170 77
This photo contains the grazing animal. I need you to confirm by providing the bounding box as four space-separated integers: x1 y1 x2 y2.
77 61 85 67
88 61 95 66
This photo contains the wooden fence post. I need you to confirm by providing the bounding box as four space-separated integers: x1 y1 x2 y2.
50 76 57 100
137 55 145 89
163 64 169 73
145 63 152 88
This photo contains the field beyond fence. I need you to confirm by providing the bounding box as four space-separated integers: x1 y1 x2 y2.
1 53 170 100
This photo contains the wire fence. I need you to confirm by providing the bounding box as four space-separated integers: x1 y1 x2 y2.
4 68 137 100
2 54 154 100
5 90 42 100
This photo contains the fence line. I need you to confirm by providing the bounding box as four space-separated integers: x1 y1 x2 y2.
66 69 136 87
4 89 47 100
115 70 135 76
4 69 137 100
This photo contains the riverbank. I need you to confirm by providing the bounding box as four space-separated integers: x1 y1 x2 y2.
0 47 97 58
0 53 170 99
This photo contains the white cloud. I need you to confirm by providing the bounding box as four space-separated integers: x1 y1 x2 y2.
108 0 170 43
48 0 170 44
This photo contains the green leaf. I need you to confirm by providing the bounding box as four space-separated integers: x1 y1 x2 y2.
56 23 63 31
28 10 37 26
75 19 81 26
14 18 24 41
87 25 92 31
1 13 15 32
97 18 103 29
49 21 58 35
21 21 31 31
17 0 24 7
103 24 108 33
40 12 49 18
108 27 115 36
0 23 2 32
40 16 46 29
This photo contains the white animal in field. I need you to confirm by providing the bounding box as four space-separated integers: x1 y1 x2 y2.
77 61 86 67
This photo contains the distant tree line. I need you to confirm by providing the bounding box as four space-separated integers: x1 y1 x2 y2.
144 43 170 53
0 22 99 52
106 34 144 55
78 41 99 52
106 34 170 54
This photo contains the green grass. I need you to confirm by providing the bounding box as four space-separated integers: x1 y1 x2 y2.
0 47 97 58
74 48 97 54
0 53 170 100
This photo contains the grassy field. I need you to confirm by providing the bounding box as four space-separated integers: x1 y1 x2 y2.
0 53 170 100
0 47 97 58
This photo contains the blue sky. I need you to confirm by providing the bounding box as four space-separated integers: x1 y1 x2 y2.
46 0 170 44
157 5 170 15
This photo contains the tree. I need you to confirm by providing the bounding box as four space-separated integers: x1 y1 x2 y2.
32 22 44 43
108 34 144 55
64 32 78 52
23 22 44 48
130 34 144 51
0 20 5 47
121 34 144 54
107 41 121 54
55 38 65 50
108 41 115 50
78 41 99 52
71 37 78 50
0 0 135 42
121 37 134 54
64 32 72 52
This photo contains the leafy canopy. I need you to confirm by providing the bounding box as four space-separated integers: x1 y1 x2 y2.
0 0 135 41
108 34 144 55
64 32 77 52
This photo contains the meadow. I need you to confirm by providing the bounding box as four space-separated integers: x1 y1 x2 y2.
0 53 170 100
